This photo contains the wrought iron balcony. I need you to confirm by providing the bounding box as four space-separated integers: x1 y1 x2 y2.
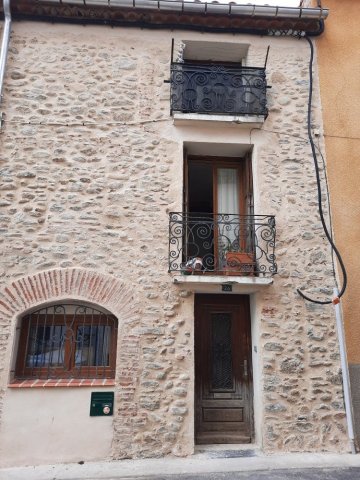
170 63 268 117
169 213 277 277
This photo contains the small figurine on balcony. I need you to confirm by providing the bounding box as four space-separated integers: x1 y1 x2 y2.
183 257 203 275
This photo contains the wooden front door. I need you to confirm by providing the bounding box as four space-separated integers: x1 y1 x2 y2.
195 294 253 444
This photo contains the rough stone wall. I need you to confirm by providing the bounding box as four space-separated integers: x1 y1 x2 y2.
0 23 193 461
0 21 349 462
255 41 347 452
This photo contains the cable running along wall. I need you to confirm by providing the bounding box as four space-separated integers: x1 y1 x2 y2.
296 36 347 305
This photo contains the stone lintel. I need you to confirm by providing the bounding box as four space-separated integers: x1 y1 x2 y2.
172 274 273 294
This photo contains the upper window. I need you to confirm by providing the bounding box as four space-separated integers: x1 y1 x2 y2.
15 303 118 380
170 40 267 118
180 40 249 64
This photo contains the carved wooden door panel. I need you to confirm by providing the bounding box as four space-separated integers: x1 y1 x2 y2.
195 294 253 444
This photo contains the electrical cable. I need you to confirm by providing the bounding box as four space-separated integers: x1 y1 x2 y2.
296 36 347 304
323 133 360 140
11 13 325 37
0 117 170 128
2 121 360 143
315 136 339 290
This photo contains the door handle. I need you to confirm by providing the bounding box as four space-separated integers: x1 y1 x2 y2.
244 359 248 378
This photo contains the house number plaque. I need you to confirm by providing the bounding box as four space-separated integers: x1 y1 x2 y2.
222 284 232 292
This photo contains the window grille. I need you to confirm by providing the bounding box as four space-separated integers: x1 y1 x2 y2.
15 304 118 380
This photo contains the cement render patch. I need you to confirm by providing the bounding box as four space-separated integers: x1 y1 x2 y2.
2 454 360 480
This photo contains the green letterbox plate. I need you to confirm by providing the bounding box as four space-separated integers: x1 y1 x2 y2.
90 392 114 416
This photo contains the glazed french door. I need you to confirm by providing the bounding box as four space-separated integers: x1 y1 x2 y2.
185 155 253 272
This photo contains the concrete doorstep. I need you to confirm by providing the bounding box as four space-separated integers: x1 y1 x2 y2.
1 451 360 480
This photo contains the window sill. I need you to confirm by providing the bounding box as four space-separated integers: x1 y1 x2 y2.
8 379 115 388
173 112 265 127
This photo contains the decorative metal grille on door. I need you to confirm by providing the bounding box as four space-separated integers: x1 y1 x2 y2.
211 313 233 390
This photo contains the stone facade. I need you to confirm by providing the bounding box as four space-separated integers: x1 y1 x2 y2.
0 21 349 466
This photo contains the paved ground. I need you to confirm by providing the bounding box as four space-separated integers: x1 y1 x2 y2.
3 452 360 480
114 469 360 480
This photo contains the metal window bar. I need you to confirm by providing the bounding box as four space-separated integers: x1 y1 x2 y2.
56 305 66 372
17 304 117 380
169 212 277 276
170 63 268 117
73 305 82 377
47 307 55 376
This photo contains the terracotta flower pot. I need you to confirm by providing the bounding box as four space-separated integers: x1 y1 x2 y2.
225 252 255 275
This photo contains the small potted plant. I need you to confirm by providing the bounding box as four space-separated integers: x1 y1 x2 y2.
224 249 255 275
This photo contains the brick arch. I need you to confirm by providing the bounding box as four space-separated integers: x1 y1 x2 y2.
0 268 138 323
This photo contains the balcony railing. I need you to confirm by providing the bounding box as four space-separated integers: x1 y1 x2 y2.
169 213 277 277
170 63 268 117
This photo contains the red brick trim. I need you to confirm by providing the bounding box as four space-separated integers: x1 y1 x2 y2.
0 268 137 321
8 379 115 388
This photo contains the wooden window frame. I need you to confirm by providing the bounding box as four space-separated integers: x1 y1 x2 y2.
186 155 251 217
15 311 118 380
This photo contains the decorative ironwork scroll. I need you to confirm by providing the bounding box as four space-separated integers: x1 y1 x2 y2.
170 63 267 116
168 212 277 276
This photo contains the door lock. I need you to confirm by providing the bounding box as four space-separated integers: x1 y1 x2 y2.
244 359 248 378
103 405 111 415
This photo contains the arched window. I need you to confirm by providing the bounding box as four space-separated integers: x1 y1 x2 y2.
15 303 118 380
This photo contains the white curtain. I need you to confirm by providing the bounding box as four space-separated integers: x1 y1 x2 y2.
217 168 239 216
217 168 239 257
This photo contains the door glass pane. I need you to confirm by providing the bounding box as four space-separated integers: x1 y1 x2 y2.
211 313 233 390
186 162 215 270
